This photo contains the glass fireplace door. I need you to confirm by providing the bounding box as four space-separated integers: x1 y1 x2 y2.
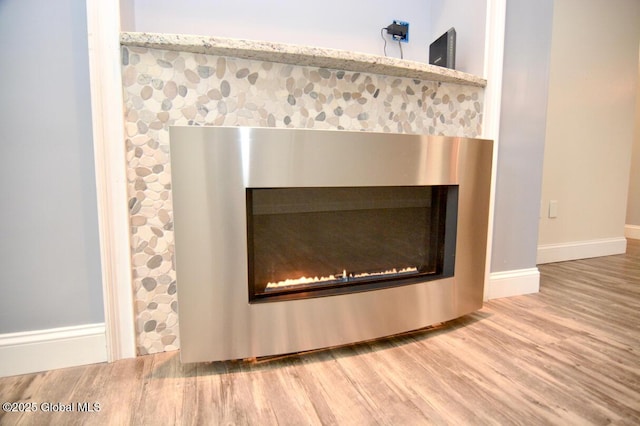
246 185 457 302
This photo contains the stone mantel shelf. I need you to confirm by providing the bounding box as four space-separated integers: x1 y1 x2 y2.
120 32 487 88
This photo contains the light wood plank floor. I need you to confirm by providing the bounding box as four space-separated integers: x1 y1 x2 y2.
1 240 639 425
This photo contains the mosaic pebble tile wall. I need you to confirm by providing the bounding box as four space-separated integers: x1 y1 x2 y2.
121 46 484 355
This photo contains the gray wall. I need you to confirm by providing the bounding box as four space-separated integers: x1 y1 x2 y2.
0 0 104 333
429 0 487 77
491 0 554 272
127 0 432 62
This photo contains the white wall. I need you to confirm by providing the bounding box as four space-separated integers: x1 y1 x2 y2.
429 0 486 76
0 0 104 333
539 0 640 258
127 0 432 62
626 48 640 233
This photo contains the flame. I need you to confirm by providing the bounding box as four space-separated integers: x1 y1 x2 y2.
265 266 418 290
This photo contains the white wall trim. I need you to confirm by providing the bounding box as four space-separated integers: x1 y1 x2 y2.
0 324 107 377
537 237 628 264
625 225 640 240
481 0 507 300
86 0 137 361
486 268 540 300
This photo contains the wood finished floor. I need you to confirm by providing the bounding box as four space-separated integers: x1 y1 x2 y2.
1 240 639 425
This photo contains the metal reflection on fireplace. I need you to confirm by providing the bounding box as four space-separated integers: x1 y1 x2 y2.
246 185 458 302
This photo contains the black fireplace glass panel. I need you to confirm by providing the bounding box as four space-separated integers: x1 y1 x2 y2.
247 185 456 302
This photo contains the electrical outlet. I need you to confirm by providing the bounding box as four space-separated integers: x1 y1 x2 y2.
388 20 409 43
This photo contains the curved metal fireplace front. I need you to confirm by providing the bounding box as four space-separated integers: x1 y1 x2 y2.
170 126 493 363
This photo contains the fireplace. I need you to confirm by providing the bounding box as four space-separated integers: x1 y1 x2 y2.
170 126 493 363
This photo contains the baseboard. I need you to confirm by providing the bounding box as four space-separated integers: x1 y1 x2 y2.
0 323 107 377
486 268 540 300
625 225 640 240
537 237 627 264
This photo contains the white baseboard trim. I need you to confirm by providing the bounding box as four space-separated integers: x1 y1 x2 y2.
537 237 628 264
486 268 540 300
625 225 640 240
0 323 107 377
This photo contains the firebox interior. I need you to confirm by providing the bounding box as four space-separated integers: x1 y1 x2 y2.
247 185 458 302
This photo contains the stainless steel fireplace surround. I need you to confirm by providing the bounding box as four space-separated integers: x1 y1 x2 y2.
170 126 493 363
